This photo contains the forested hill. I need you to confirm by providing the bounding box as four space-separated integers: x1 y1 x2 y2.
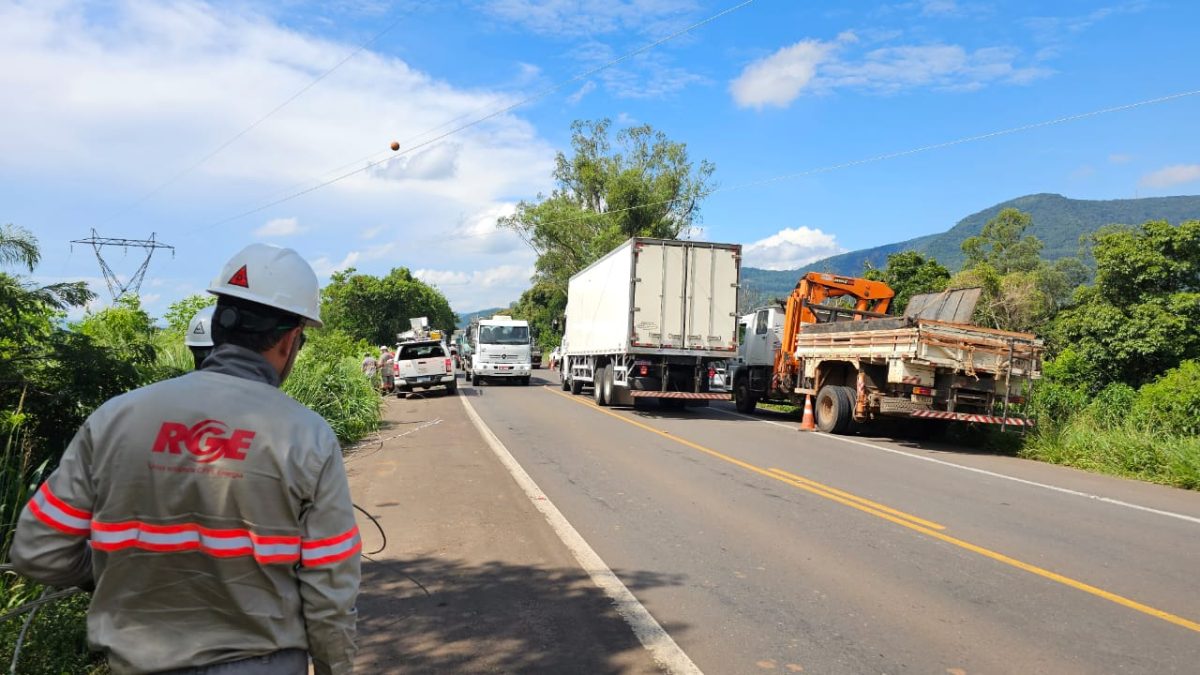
743 193 1200 297
456 307 505 329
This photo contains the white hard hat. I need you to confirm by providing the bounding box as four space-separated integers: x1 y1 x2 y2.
207 243 323 327
185 306 216 347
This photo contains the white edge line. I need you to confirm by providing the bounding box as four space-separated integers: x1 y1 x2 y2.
458 392 704 675
710 407 1200 527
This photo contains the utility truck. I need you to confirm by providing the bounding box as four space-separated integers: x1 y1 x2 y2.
560 238 741 408
469 315 532 385
731 273 1043 434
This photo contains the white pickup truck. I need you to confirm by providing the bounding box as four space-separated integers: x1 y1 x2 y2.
394 340 457 396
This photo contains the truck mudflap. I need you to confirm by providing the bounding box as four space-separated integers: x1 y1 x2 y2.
911 410 1034 426
629 390 731 400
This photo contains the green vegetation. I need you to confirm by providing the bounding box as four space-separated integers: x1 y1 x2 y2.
499 118 714 350
863 251 949 314
321 267 457 346
283 330 381 444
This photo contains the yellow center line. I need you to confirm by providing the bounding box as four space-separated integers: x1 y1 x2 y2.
766 467 945 530
543 387 1200 634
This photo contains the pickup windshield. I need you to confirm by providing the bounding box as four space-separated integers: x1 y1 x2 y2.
398 343 445 360
479 325 529 345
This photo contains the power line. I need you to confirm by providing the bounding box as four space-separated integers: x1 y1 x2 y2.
102 11 410 225
187 0 758 234
496 88 1200 233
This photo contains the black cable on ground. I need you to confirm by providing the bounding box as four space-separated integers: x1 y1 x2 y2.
353 502 387 556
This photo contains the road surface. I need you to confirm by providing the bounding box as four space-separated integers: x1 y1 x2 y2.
463 371 1200 674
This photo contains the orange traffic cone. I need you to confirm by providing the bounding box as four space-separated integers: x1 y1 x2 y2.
799 394 816 431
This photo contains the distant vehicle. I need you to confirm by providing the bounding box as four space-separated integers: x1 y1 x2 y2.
470 315 532 386
394 340 457 396
560 238 741 409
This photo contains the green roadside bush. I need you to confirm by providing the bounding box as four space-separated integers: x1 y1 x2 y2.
1131 360 1200 437
282 329 381 444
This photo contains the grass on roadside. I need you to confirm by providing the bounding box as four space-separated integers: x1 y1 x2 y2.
283 353 381 445
1021 417 1200 490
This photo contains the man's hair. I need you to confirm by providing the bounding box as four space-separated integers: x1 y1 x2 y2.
211 296 303 353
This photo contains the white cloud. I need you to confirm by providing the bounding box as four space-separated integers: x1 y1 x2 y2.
731 36 1048 109
360 225 385 240
373 143 461 181
566 81 596 105
743 226 843 270
1139 164 1200 189
450 202 527 256
730 40 836 110
0 2 555 202
311 251 362 277
255 217 304 237
1108 153 1133 164
414 264 534 312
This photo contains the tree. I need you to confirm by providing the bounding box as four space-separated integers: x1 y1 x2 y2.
863 251 950 315
952 209 1086 332
960 207 1043 274
321 267 456 346
161 294 215 336
1048 220 1200 390
499 119 715 346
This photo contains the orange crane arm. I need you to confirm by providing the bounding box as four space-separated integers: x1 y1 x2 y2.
773 273 896 388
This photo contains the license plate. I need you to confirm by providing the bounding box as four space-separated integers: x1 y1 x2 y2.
912 394 934 404
499 366 513 371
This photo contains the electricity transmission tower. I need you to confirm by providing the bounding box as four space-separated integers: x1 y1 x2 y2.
70 229 175 301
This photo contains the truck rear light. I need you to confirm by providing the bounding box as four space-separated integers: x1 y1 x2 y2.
707 367 715 378
639 365 648 375
444 358 452 372
912 386 934 396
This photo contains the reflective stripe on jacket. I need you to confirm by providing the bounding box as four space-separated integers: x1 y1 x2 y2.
10 344 360 675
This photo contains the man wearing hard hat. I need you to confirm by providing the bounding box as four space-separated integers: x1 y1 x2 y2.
185 305 216 370
11 244 360 674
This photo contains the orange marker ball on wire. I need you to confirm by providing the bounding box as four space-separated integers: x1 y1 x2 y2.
390 141 400 151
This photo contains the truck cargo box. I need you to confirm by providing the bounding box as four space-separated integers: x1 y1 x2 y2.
564 238 741 358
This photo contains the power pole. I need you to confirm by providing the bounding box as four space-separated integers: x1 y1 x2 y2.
70 229 175 301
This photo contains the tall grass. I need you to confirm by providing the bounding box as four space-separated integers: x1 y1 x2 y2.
283 354 381 444
1022 417 1200 490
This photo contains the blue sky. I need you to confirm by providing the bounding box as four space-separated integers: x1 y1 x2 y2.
3 0 1198 316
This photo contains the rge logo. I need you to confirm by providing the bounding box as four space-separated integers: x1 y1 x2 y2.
152 420 256 463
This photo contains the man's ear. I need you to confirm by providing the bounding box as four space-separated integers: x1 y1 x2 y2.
274 327 301 358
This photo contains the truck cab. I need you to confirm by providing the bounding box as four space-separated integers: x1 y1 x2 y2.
470 316 532 386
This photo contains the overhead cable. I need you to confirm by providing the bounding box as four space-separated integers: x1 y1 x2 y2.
188 0 758 234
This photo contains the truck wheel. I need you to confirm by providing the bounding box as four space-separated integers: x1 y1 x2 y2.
815 385 853 434
734 378 758 414
521 376 531 386
602 366 615 404
471 374 482 386
570 376 583 395
560 372 570 391
593 366 609 406
446 378 458 395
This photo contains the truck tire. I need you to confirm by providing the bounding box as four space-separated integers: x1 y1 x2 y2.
471 374 482 387
734 378 758 414
560 373 570 391
602 366 615 404
521 376 531 386
570 376 584 395
593 366 609 406
815 385 853 434
445 378 458 395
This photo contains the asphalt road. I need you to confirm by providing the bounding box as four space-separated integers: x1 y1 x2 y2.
463 371 1200 674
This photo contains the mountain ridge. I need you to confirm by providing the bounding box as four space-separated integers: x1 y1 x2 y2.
742 193 1200 298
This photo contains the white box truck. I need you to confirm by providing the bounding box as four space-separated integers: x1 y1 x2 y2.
560 238 741 408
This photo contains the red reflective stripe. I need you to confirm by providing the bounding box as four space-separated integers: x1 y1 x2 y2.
90 519 301 545
39 483 91 520
91 539 299 563
303 540 362 567
302 525 359 550
29 499 90 536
